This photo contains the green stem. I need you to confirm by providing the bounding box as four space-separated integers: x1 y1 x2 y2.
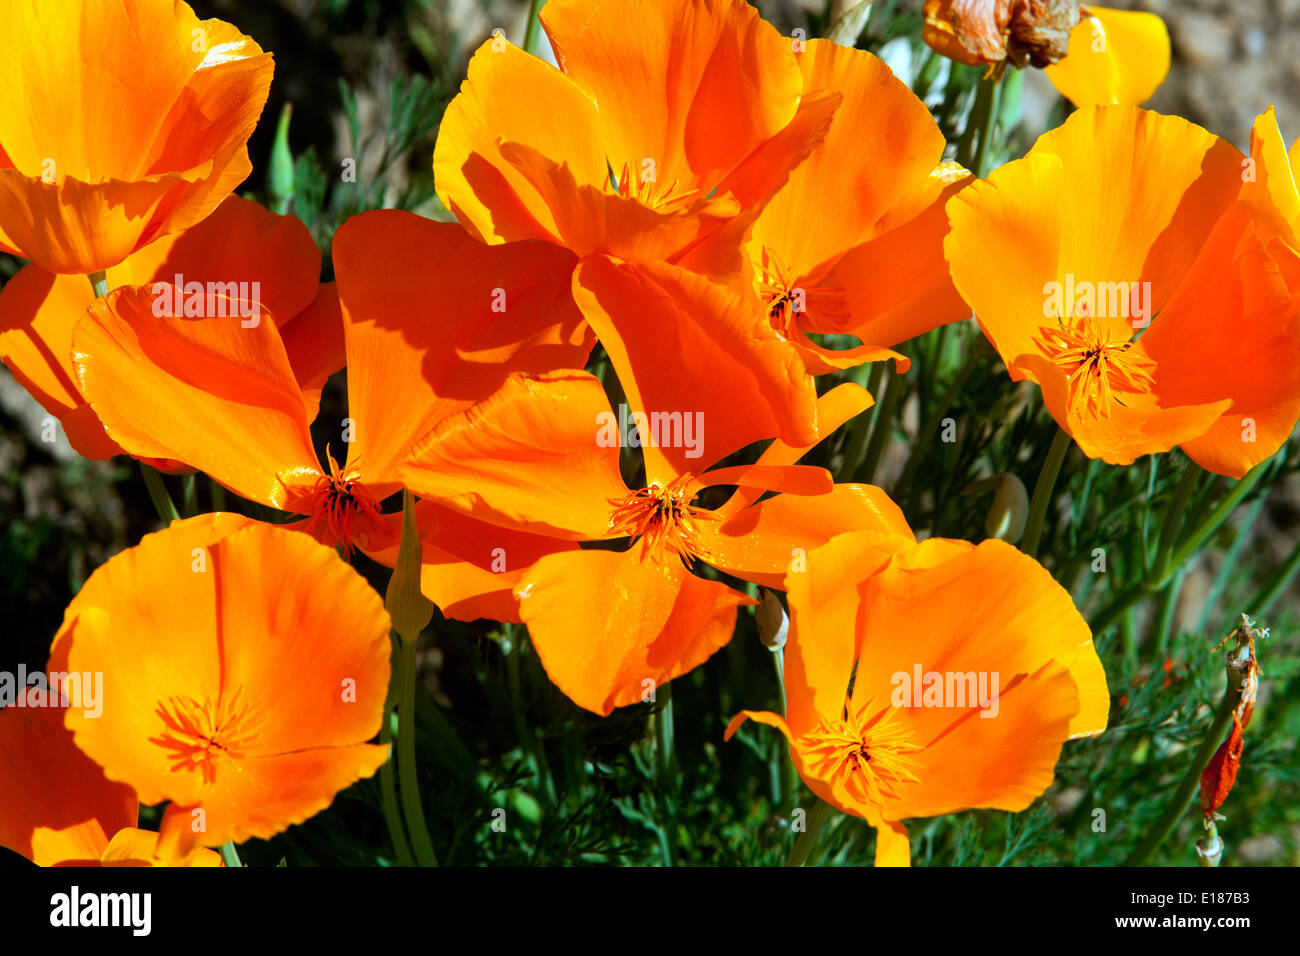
181 473 199 518
654 684 677 866
1124 664 1245 866
857 366 904 485
1151 460 1200 580
87 271 108 298
970 76 1002 178
397 637 438 866
522 0 546 54
139 462 180 523
379 707 414 867
771 648 794 812
1166 460 1272 573
785 798 835 867
1021 427 1071 558
956 74 997 174
218 842 242 868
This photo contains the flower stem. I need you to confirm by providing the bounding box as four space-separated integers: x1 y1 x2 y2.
87 271 108 298
139 461 180 523
654 684 678 866
522 0 546 54
505 623 554 812
379 705 414 867
218 842 242 868
1124 662 1245 866
1021 427 1071 558
785 798 835 867
397 636 438 866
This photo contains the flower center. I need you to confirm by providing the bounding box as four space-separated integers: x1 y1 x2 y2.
1036 314 1156 418
297 453 385 555
608 473 716 567
798 700 923 810
612 161 700 212
151 689 264 785
754 248 846 340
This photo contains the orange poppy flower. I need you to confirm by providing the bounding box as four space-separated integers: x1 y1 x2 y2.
1 195 343 461
0 690 219 866
402 366 910 714
945 106 1300 477
44 514 391 856
0 0 272 275
744 39 972 375
1044 6 1170 107
727 534 1109 866
70 209 592 555
434 0 838 264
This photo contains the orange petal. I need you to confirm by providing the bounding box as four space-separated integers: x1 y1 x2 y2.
572 256 817 480
401 370 627 540
517 548 752 715
751 41 945 289
1244 107 1300 244
1045 7 1171 107
0 266 124 459
874 820 911 867
332 210 593 489
433 40 606 246
0 701 136 867
100 828 223 868
782 531 913 737
1140 203 1300 478
73 285 318 508
702 484 913 589
365 499 580 624
541 0 802 193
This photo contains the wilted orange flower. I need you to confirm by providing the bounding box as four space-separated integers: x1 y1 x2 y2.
71 209 592 558
743 40 972 375
0 0 273 274
0 690 219 866
946 106 1300 477
403 371 909 714
923 0 1081 70
0 196 343 461
44 515 391 856
727 534 1109 866
435 0 835 265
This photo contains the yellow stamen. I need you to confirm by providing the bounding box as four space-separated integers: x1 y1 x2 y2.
151 687 266 785
1036 314 1156 418
798 698 923 809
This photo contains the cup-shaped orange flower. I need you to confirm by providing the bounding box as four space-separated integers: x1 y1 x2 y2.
743 39 972 375
0 702 219 866
402 368 912 714
1 195 343 461
727 533 1109 866
434 0 837 264
43 514 391 856
0 0 273 274
946 105 1300 477
1044 6 1170 107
